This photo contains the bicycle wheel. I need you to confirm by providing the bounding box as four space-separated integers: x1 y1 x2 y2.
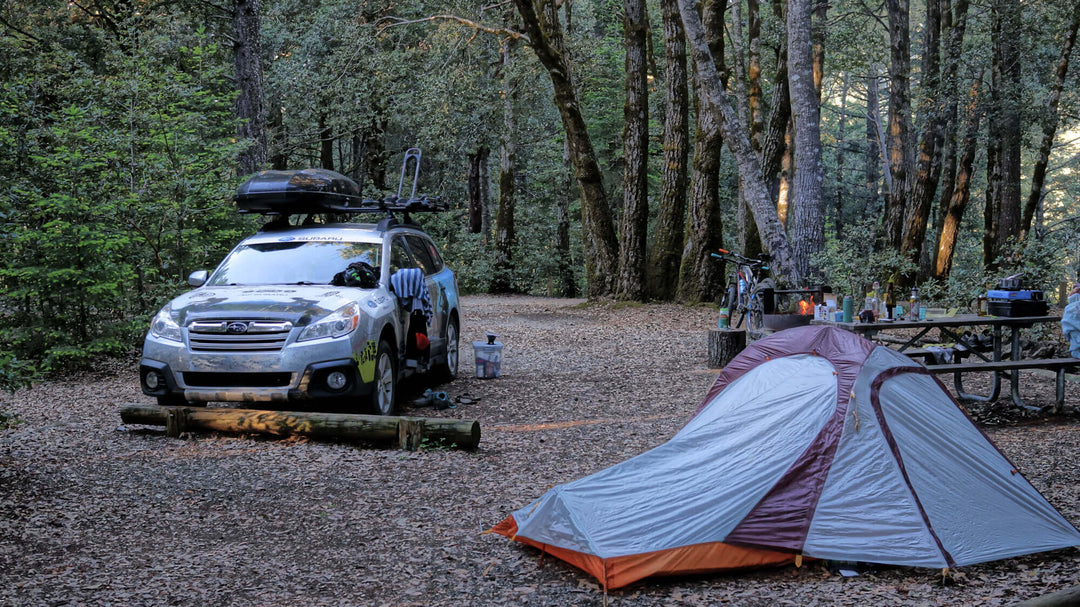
746 296 765 341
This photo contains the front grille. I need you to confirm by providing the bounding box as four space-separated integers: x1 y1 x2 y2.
182 372 293 388
188 320 293 352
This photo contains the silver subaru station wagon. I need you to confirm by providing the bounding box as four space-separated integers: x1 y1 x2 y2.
139 164 460 415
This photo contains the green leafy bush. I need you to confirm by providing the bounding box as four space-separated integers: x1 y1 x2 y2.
0 353 34 430
0 16 246 371
813 221 917 300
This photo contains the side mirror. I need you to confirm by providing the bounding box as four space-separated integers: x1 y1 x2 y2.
188 270 208 287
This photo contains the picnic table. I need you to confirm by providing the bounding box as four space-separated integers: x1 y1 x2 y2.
812 314 1079 412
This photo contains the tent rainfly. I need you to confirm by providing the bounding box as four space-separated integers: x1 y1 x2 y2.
491 325 1080 590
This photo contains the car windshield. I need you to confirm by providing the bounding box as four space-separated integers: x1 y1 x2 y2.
208 241 381 286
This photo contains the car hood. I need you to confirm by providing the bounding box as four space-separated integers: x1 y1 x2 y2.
167 285 381 326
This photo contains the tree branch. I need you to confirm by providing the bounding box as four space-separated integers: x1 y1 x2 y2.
191 0 234 16
374 14 528 43
0 13 44 44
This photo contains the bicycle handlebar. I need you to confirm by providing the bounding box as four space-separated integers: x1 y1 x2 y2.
711 249 769 267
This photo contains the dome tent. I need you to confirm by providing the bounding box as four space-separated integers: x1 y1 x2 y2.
491 325 1080 590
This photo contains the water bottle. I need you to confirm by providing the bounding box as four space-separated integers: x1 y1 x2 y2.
738 277 747 297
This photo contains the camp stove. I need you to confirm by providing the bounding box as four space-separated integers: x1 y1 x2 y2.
986 274 1048 317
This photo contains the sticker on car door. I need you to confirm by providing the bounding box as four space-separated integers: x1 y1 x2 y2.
354 340 378 383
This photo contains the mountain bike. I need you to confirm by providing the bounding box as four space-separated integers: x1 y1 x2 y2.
711 248 773 341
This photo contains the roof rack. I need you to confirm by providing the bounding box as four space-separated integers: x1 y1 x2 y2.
235 148 446 221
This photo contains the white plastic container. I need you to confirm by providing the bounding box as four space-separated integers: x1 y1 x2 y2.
472 333 503 379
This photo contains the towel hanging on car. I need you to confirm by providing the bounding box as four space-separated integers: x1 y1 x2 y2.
390 268 433 324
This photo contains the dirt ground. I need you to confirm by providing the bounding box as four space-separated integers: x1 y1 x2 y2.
1 294 1078 606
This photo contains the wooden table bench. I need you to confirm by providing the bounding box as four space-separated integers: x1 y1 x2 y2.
813 314 1072 412
923 357 1080 413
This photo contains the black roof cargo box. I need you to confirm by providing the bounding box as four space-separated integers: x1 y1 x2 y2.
235 168 363 214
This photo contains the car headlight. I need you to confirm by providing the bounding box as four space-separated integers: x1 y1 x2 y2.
149 305 183 342
298 302 360 342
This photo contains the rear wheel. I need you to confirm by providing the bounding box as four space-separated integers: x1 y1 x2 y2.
369 339 397 415
433 316 459 382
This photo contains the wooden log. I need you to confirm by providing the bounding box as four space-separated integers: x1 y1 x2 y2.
707 328 747 368
120 404 480 450
1013 585 1080 607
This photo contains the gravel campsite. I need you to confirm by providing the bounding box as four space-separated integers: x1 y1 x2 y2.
2 295 1079 606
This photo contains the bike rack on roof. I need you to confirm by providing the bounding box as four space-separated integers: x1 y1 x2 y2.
235 148 446 231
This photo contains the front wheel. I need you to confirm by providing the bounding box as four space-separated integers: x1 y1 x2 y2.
369 339 398 416
433 316 459 382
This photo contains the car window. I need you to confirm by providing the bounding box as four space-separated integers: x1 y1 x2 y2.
208 241 380 286
388 237 417 276
405 235 438 275
424 239 445 272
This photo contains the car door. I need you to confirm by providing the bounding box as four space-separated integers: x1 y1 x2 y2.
403 233 446 346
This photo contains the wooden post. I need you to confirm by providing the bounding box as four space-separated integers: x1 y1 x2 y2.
397 418 425 451
165 407 188 438
707 328 746 368
120 404 480 450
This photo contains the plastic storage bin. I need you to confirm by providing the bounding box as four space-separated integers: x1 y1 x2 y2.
472 333 503 379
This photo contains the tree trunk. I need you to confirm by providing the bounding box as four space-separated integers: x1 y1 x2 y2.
319 115 334 170
492 39 517 294
678 0 726 303
233 0 267 176
985 33 1002 267
1021 3 1080 239
617 0 650 301
679 117 725 303
786 0 825 280
366 120 387 191
707 328 746 368
901 0 944 276
649 0 689 300
467 147 490 235
737 0 765 258
864 70 882 222
934 74 982 278
761 37 790 211
811 0 826 100
557 141 578 298
349 133 367 186
480 146 491 241
747 0 765 152
883 0 913 251
834 74 849 240
778 120 793 227
729 0 761 260
994 0 1022 252
268 100 287 170
678 0 802 287
930 0 969 274
513 0 620 298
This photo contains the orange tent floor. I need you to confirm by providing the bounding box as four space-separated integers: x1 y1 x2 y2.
491 515 799 590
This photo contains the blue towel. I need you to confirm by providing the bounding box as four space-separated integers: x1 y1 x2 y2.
1063 292 1080 359
390 268 433 325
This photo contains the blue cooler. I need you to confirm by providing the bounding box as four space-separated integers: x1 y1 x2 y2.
986 289 1048 317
